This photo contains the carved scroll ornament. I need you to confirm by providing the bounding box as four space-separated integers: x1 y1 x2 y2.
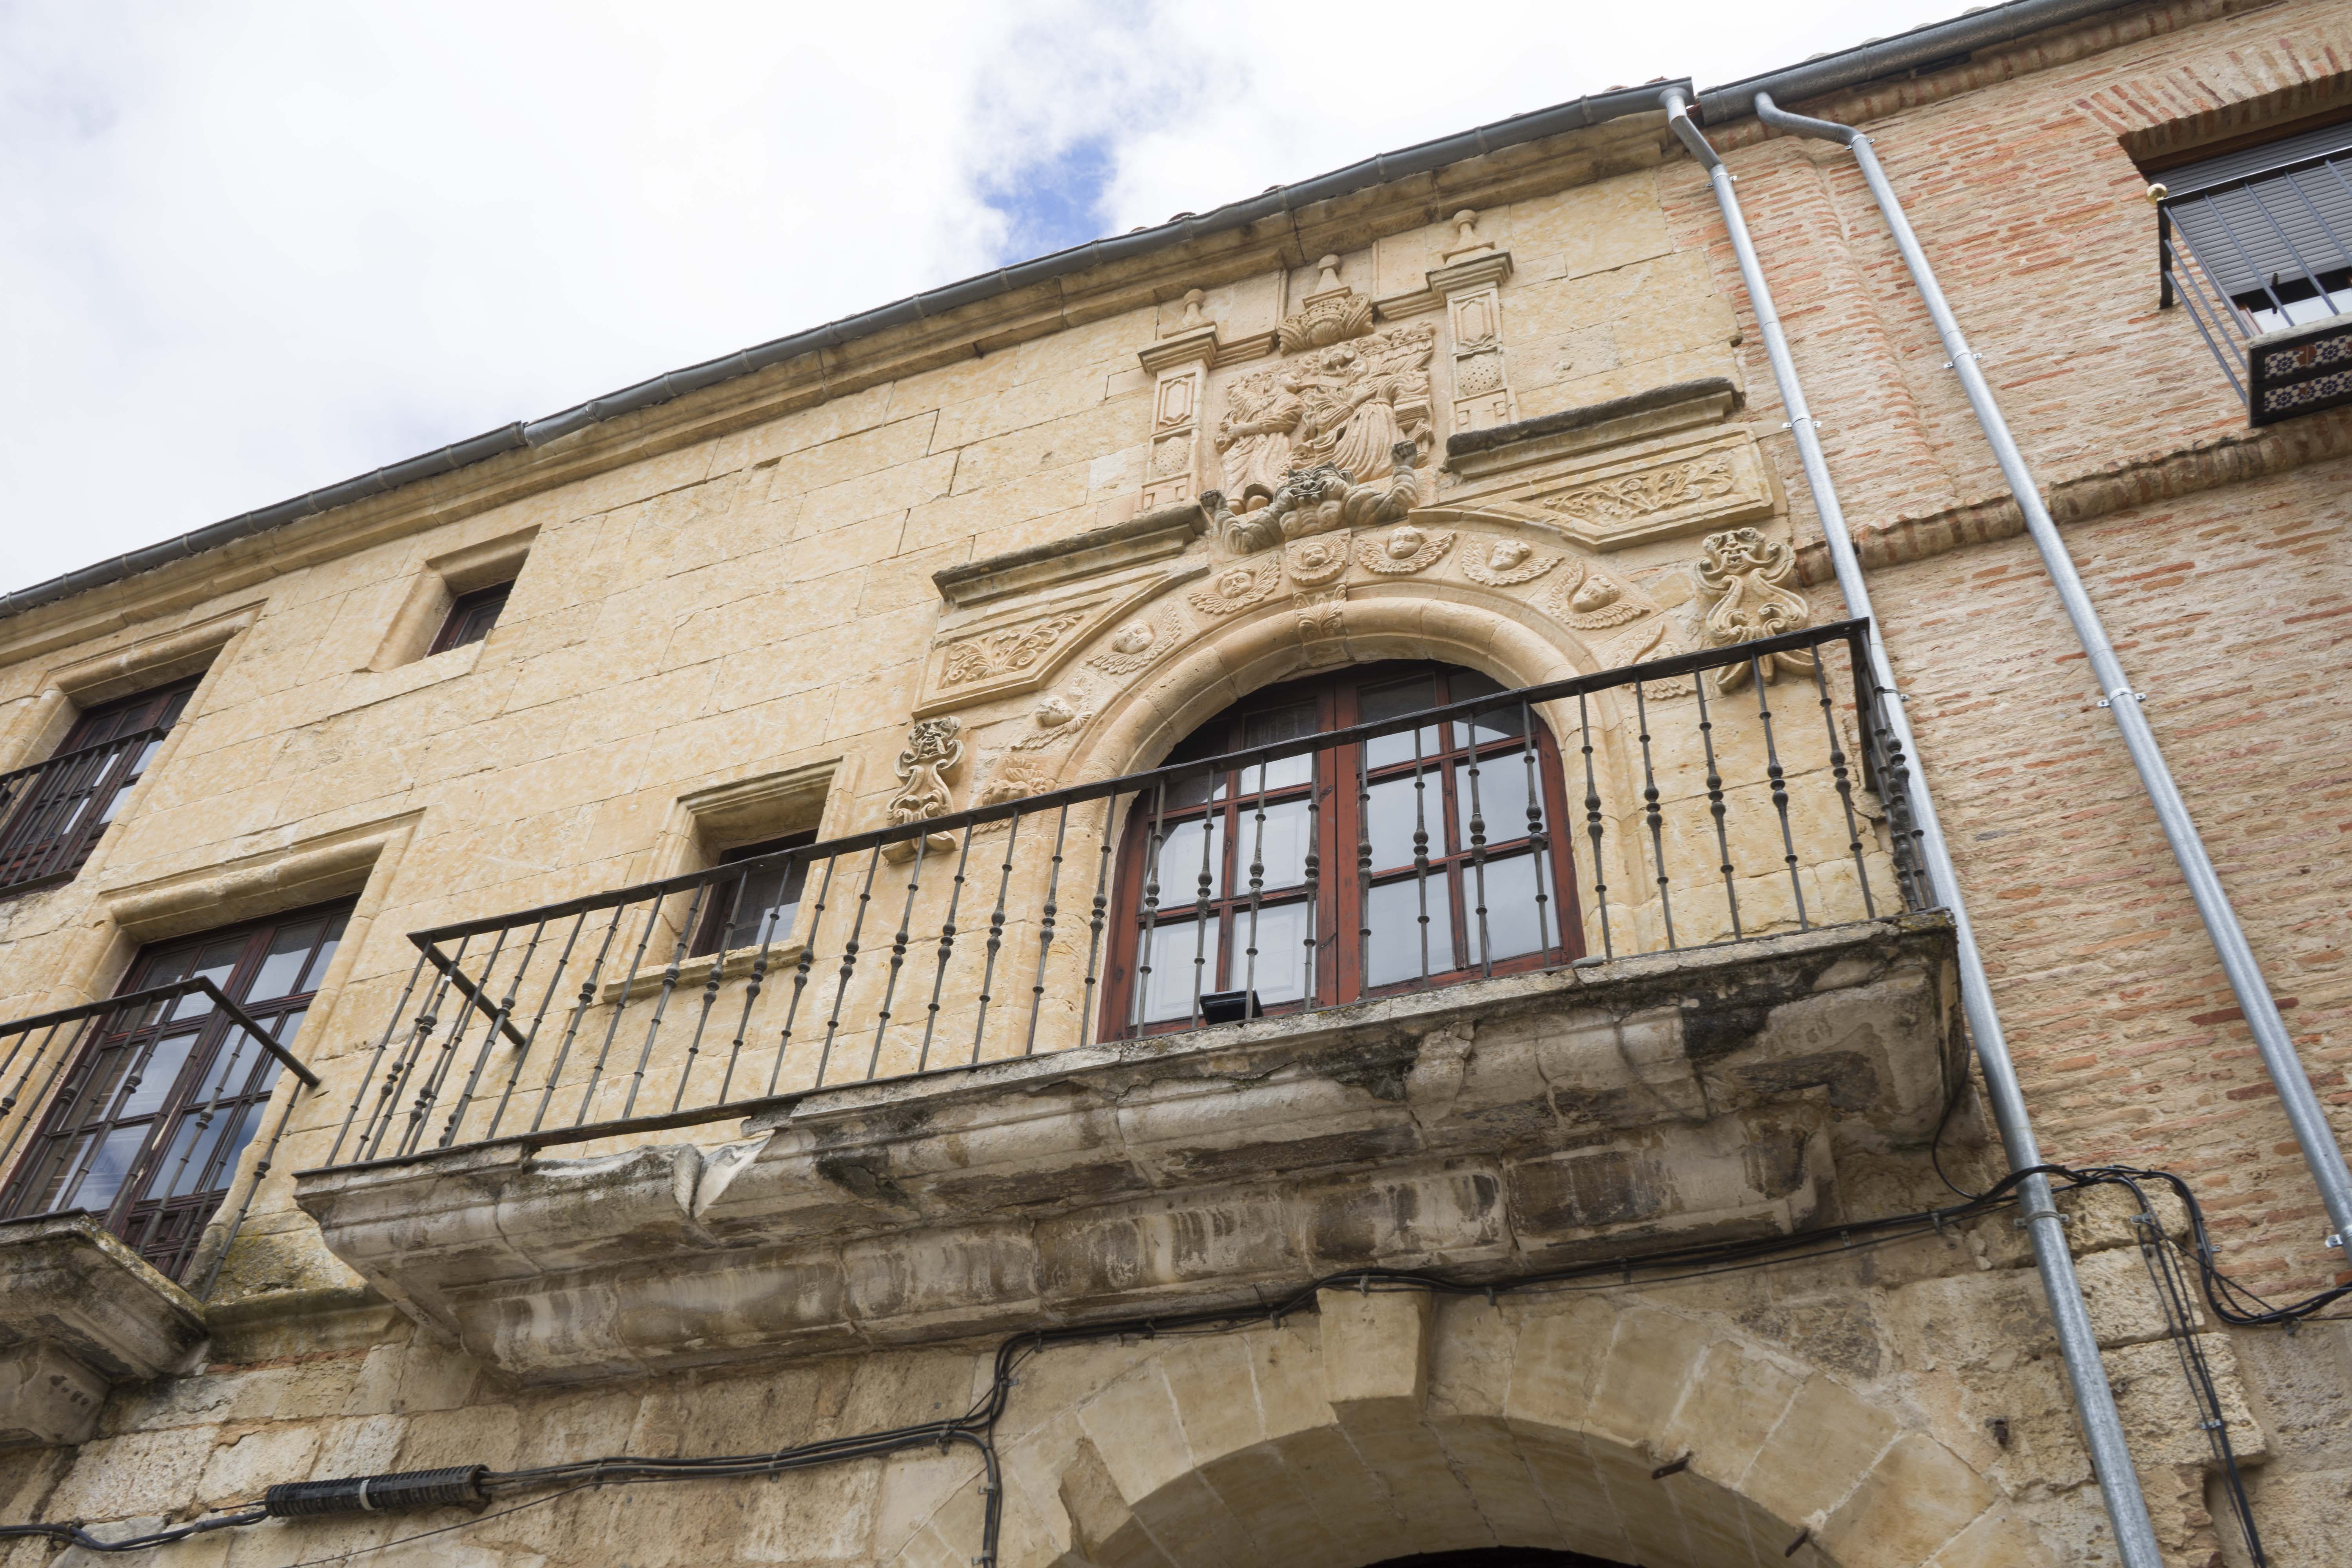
884 717 964 860
1693 527 1814 690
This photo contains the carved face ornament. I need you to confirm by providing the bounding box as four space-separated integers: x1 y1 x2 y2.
1385 526 1426 561
1216 567 1256 599
1296 539 1339 572
1110 621 1155 655
1033 695 1075 730
1488 539 1530 571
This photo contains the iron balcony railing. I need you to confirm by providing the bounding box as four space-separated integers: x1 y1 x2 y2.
0 723 175 897
0 977 322 1292
2157 142 2352 424
322 619 1929 1172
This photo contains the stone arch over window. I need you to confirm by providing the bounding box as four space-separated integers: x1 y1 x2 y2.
1095 657 1583 1035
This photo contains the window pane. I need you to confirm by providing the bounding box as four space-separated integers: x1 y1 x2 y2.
299 916 346 992
248 918 326 1001
1365 775 1443 872
719 857 809 951
114 1031 196 1118
1138 916 1220 1024
1454 754 1544 850
1150 816 1224 906
1230 898 1311 1007
1366 875 1453 987
1361 675 1442 769
63 1125 149 1216
1446 671 1525 748
1236 700 1319 795
170 939 244 1019
1465 853 1550 967
144 1102 263 1201
1229 799 1311 893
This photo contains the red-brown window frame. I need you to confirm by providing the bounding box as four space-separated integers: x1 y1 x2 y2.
0 900 350 1281
1098 661 1581 1038
0 676 200 894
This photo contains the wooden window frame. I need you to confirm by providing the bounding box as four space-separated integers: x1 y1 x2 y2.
1099 661 1580 1038
426 581 513 656
0 900 351 1281
0 676 200 893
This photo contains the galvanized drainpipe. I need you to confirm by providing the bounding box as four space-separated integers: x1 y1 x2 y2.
1752 91 2352 1274
1657 87 2166 1568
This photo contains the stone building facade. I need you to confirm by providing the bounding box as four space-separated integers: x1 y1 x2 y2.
2 2 2348 1564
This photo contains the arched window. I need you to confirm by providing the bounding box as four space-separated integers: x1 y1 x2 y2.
1102 661 1580 1036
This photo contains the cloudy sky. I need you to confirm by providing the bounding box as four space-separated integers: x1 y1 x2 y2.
4 0 1978 592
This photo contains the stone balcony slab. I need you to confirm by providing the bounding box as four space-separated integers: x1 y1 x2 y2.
296 912 1961 1385
0 1213 210 1448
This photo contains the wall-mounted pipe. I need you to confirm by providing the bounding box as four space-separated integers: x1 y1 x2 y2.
1750 89 2352 1273
1657 86 2165 1568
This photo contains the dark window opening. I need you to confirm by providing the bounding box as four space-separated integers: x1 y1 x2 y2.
0 676 200 894
0 901 350 1281
1101 661 1579 1037
428 582 513 655
690 832 819 958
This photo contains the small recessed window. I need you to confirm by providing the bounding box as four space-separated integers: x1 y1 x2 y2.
428 582 512 655
691 832 818 958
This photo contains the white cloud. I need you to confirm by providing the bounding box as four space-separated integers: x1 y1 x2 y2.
2 0 1976 592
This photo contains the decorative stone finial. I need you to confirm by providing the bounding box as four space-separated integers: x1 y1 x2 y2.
1315 254 1343 293
1179 288 1207 330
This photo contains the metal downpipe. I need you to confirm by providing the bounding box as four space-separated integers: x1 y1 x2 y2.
1658 88 2165 1568
1752 90 2352 1270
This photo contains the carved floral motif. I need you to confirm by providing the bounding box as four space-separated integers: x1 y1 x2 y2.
1187 558 1285 617
977 756 1057 808
1292 586 1347 645
1693 527 1814 690
1355 524 1456 576
1458 537 1560 587
938 612 1087 688
1545 452 1739 530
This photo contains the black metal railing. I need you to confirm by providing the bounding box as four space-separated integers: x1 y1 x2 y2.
0 723 175 896
321 619 1928 1171
0 977 322 1291
2158 145 2352 423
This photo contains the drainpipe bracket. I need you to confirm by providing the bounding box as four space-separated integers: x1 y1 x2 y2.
2094 691 2147 709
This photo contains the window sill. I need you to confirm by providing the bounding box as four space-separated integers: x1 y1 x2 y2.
599 941 808 1005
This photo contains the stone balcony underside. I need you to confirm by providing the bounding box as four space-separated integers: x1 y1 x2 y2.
297 913 1961 1385
0 1214 210 1448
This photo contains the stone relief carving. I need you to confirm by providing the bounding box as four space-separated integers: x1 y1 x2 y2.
1278 254 1376 353
976 756 1057 808
1011 692 1094 751
1292 585 1348 643
1555 568 1651 630
1214 323 1436 498
1355 524 1456 576
1087 616 1177 678
1458 537 1560 587
1283 534 1351 586
1602 618 1696 698
883 717 964 860
938 611 1088 688
1546 452 1740 532
1693 527 1815 690
1204 447 1421 556
1187 558 1285 617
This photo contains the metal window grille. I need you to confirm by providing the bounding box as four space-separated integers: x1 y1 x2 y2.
2156 121 2352 423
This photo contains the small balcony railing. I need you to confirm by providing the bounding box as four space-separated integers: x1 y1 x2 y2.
320 619 1928 1171
0 723 175 897
2157 142 2352 424
0 977 321 1290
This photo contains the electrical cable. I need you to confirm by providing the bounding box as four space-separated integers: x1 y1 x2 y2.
4 1159 2332 1566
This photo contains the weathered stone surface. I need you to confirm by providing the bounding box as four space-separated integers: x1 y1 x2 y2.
297 916 1958 1381
0 1215 209 1450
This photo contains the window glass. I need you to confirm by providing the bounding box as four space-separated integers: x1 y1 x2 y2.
1151 817 1224 906
1365 877 1453 988
1464 853 1549 967
1139 917 1218 1024
1455 756 1543 851
1361 675 1441 769
1230 900 1312 1007
1230 799 1311 893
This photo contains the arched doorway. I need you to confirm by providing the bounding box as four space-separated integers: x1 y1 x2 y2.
1098 658 1581 1036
